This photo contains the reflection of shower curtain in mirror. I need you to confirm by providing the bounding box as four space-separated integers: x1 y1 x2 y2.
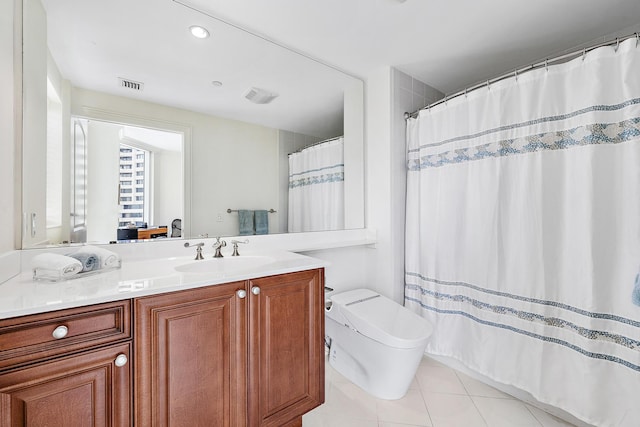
288 137 344 232
405 39 640 426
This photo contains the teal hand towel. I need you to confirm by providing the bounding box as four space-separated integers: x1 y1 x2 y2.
239 210 255 235
255 210 269 235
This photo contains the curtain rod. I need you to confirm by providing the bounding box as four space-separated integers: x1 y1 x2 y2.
288 135 343 155
405 32 640 120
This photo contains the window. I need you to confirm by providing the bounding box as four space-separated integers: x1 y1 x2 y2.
119 144 150 227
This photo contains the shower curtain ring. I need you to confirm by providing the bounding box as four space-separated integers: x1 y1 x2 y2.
636 32 639 48
615 37 620 52
514 69 518 82
486 80 490 90
582 49 586 61
545 59 548 72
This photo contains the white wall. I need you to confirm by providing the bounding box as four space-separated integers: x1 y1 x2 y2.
364 67 443 304
70 88 280 238
21 0 47 247
85 121 121 243
0 0 18 253
45 50 71 245
153 149 183 232
343 79 365 230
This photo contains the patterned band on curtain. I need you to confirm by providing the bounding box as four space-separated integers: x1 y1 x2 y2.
405 39 640 426
288 137 344 233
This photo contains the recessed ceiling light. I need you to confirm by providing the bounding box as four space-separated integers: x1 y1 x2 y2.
212 81 223 87
189 25 210 39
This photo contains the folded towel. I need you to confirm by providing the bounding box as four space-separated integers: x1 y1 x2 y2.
238 210 255 236
633 272 640 307
254 210 269 235
68 252 100 272
74 245 121 269
31 253 83 279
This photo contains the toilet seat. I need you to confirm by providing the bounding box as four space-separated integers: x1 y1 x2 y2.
328 289 433 349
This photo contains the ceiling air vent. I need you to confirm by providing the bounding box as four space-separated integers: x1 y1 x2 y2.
118 78 144 91
242 87 278 104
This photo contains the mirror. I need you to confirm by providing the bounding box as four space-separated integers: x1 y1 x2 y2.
21 0 364 248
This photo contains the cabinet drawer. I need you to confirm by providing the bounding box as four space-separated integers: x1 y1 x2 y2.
0 300 131 371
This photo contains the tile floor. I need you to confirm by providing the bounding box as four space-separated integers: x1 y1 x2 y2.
302 356 576 427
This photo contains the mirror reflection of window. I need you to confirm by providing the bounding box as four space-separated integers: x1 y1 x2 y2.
118 144 149 228
69 118 183 243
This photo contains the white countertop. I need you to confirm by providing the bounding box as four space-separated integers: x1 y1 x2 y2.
0 249 326 320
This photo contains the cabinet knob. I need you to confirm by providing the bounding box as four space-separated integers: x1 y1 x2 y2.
114 354 128 367
52 325 68 339
236 289 247 299
251 286 261 295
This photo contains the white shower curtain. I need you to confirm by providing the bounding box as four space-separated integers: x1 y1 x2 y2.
405 38 640 427
288 137 344 233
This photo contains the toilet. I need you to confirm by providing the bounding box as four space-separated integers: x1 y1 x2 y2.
325 288 433 400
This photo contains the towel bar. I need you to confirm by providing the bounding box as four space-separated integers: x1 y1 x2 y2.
227 209 277 213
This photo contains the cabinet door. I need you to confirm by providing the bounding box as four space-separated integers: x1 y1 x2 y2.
135 282 247 427
248 269 325 427
0 342 132 427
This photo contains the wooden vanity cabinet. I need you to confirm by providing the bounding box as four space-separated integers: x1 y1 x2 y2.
135 268 325 427
134 280 247 426
248 269 325 427
0 301 133 427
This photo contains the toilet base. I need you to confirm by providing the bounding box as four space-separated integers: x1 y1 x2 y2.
326 317 426 400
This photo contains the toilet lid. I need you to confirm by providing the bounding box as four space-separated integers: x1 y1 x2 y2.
329 289 433 349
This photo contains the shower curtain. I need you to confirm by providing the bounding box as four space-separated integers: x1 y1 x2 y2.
405 38 640 427
288 137 344 232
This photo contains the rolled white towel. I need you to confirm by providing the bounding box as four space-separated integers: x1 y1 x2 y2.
74 245 121 269
31 253 83 279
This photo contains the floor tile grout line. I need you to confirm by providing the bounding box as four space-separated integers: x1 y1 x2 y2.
414 376 436 427
468 394 490 427
524 403 547 427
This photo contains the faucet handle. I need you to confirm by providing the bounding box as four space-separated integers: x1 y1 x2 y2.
184 242 205 260
213 237 227 258
230 239 249 256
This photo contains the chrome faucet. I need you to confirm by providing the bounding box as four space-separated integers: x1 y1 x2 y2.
213 237 227 258
184 242 205 260
230 239 249 256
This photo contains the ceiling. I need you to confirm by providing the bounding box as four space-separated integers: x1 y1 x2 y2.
41 0 640 137
40 0 353 139
181 0 640 95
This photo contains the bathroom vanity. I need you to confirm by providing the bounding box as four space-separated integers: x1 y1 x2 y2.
0 250 325 427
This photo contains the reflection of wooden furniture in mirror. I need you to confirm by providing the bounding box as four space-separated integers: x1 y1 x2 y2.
117 226 169 240
137 227 168 240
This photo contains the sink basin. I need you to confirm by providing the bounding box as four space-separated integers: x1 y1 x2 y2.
175 255 276 275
